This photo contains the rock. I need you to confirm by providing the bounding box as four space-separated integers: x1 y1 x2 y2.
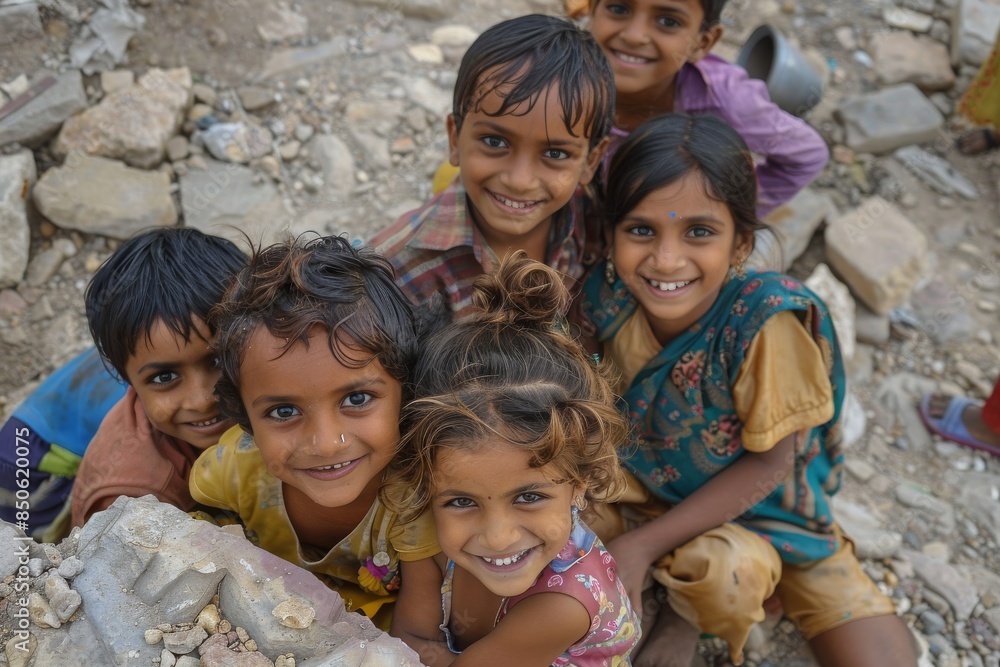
854 303 890 345
957 473 1000 544
431 24 479 61
875 373 938 452
355 0 448 19
197 122 273 163
871 31 955 91
952 0 1000 66
0 2 43 43
910 278 974 344
845 459 876 483
309 134 356 200
0 150 35 288
757 187 837 271
100 70 134 95
272 597 316 629
825 198 927 315
832 498 902 559
904 550 980 620
883 6 934 32
191 83 217 107
166 135 191 162
179 157 292 247
237 86 275 111
0 70 88 148
404 77 450 117
33 156 177 239
893 147 978 200
805 263 856 360
257 37 350 80
162 626 208 655
407 43 444 64
24 247 66 288
257 3 308 43
834 84 944 154
919 609 947 635
53 68 193 169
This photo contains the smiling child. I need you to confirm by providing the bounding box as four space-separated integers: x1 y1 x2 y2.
189 235 436 630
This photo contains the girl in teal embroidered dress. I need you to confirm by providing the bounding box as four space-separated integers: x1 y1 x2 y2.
580 114 917 667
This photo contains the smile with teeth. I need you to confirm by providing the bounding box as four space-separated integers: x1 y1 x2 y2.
190 417 222 427
614 50 650 64
481 548 530 566
489 191 540 210
312 459 356 471
648 279 691 291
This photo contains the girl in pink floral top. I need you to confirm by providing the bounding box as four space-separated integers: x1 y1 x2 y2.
383 253 640 666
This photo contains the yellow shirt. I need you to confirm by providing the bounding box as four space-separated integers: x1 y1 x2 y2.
190 426 439 629
607 310 833 452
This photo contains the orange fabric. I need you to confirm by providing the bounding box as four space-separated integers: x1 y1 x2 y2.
71 388 198 526
731 311 834 451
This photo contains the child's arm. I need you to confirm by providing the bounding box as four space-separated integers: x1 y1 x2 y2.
712 66 829 215
451 592 590 667
608 432 796 607
391 558 456 667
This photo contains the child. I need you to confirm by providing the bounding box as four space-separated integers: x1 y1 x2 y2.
383 253 640 666
370 14 615 320
70 228 246 528
189 235 437 631
1 347 125 542
579 114 916 667
586 0 828 219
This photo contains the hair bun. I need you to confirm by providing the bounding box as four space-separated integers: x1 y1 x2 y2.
470 251 570 328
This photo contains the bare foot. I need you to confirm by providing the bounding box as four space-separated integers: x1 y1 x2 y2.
923 393 1000 448
633 601 701 667
956 128 1000 155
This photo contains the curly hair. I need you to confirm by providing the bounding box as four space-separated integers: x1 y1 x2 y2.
382 252 629 524
212 235 419 433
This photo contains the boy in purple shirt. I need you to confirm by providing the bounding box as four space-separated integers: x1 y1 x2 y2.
588 0 828 218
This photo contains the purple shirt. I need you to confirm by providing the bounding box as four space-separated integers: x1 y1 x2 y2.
607 54 829 217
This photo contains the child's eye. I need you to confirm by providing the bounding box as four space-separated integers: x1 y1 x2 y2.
604 3 628 16
481 136 508 149
150 371 179 385
626 225 655 238
543 148 570 160
657 15 682 28
515 492 545 504
687 227 714 239
267 405 300 422
342 392 373 408
445 497 476 509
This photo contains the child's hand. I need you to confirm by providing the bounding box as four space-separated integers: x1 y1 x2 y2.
606 533 655 614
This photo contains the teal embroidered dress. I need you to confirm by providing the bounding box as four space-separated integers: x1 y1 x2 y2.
582 267 846 563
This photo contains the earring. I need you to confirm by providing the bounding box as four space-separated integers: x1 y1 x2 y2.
604 259 616 286
731 257 747 280
340 434 346 443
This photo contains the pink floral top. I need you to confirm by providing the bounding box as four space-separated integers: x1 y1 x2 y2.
441 520 640 666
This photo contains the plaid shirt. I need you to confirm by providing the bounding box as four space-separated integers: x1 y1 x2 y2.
369 179 599 318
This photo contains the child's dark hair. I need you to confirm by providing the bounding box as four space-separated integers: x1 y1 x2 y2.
212 235 420 433
698 0 728 28
603 113 765 243
452 14 615 150
383 252 628 523
85 228 246 381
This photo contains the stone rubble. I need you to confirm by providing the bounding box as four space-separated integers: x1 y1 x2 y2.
1 0 1000 665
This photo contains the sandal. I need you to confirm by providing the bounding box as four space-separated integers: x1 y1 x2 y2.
955 128 1000 155
918 393 1000 457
